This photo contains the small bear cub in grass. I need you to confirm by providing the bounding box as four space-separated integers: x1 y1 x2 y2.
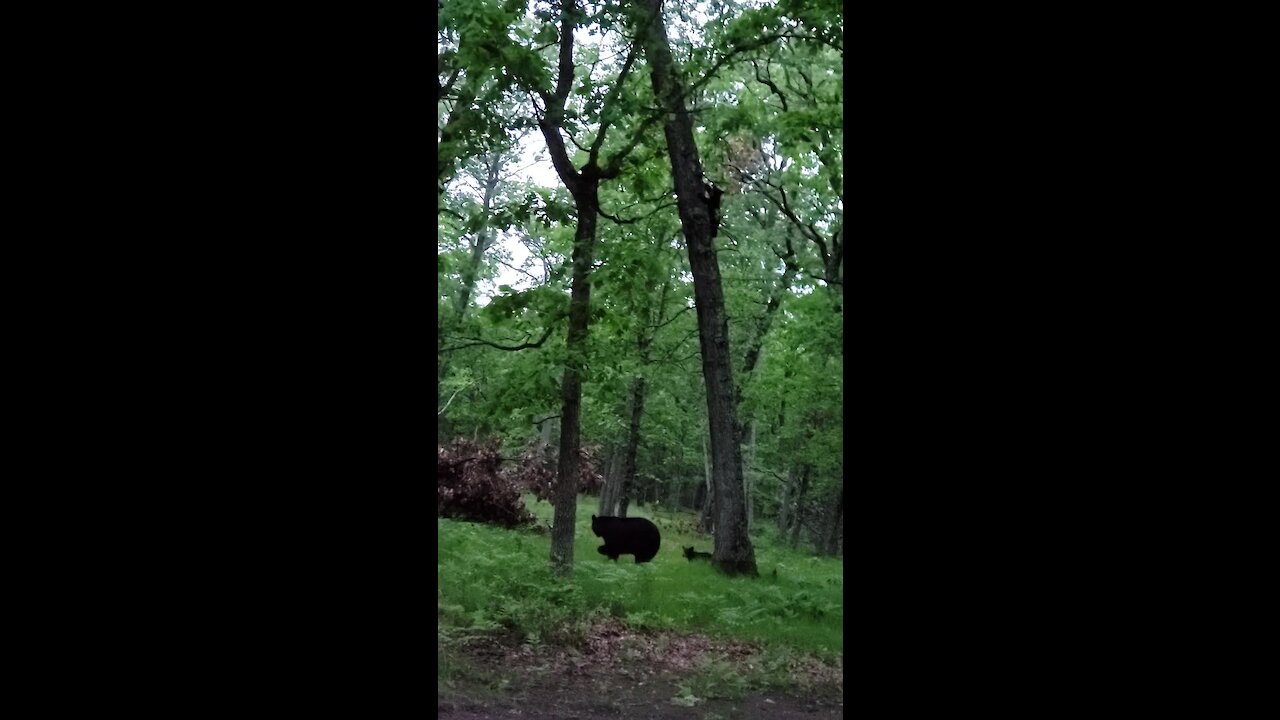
682 546 713 561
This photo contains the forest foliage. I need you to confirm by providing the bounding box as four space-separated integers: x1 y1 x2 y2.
438 0 842 559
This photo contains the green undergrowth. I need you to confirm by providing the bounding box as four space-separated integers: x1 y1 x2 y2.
438 494 843 663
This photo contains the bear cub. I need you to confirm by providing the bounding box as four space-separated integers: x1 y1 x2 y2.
591 514 661 564
682 546 713 561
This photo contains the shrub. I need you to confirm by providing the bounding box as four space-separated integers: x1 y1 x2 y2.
505 439 604 502
437 437 535 527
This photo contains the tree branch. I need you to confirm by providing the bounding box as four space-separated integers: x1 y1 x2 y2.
752 59 788 112
440 323 558 353
588 41 640 168
598 199 678 225
438 380 473 416
649 303 693 331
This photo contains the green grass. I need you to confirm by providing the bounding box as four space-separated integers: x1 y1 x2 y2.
437 494 842 657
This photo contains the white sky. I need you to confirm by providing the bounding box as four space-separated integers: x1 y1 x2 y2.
458 1 720 305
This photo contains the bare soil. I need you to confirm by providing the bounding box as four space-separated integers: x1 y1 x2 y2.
439 619 842 719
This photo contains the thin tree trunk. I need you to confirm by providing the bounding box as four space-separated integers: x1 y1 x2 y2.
790 464 811 548
550 199 598 574
617 374 646 516
698 428 715 534
597 444 621 516
777 465 798 535
632 0 756 576
745 420 756 531
820 487 843 556
525 0 644 576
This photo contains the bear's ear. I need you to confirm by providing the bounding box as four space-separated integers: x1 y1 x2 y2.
591 514 597 520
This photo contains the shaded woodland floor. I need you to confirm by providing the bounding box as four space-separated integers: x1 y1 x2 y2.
438 619 842 719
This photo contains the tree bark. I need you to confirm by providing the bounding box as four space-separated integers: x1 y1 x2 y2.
820 486 843 556
790 464 811 548
536 0 643 576
777 464 798 535
621 374 645 504
745 420 756 531
549 197 598 574
698 428 715 534
597 444 620 516
632 0 756 576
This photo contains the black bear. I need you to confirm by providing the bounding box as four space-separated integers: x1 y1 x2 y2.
682 546 713 561
591 515 661 564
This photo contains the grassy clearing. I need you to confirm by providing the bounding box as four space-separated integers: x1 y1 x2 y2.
437 494 843 661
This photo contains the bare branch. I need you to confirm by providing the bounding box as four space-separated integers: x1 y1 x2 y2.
438 380 473 416
598 199 678 225
649 303 693 331
588 41 640 167
752 59 788 112
440 323 559 353
496 257 542 283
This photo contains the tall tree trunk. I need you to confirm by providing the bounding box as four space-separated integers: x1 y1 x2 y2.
549 195 598 574
597 444 621 516
632 0 756 576
820 487 843 556
790 464 811 548
617 373 646 514
777 465 798 535
515 0 643 576
745 420 756 531
698 428 715 534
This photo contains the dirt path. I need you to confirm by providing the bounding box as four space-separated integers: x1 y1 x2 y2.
439 620 842 719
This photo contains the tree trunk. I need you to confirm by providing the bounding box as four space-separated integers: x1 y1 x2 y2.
790 464 811 548
549 186 600 575
745 420 756 531
597 444 621 516
616 371 645 512
777 465 798 535
529 0 646 576
698 428 715 534
632 0 756 576
820 487 843 556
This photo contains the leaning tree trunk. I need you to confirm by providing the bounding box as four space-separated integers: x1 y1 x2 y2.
633 0 756 576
